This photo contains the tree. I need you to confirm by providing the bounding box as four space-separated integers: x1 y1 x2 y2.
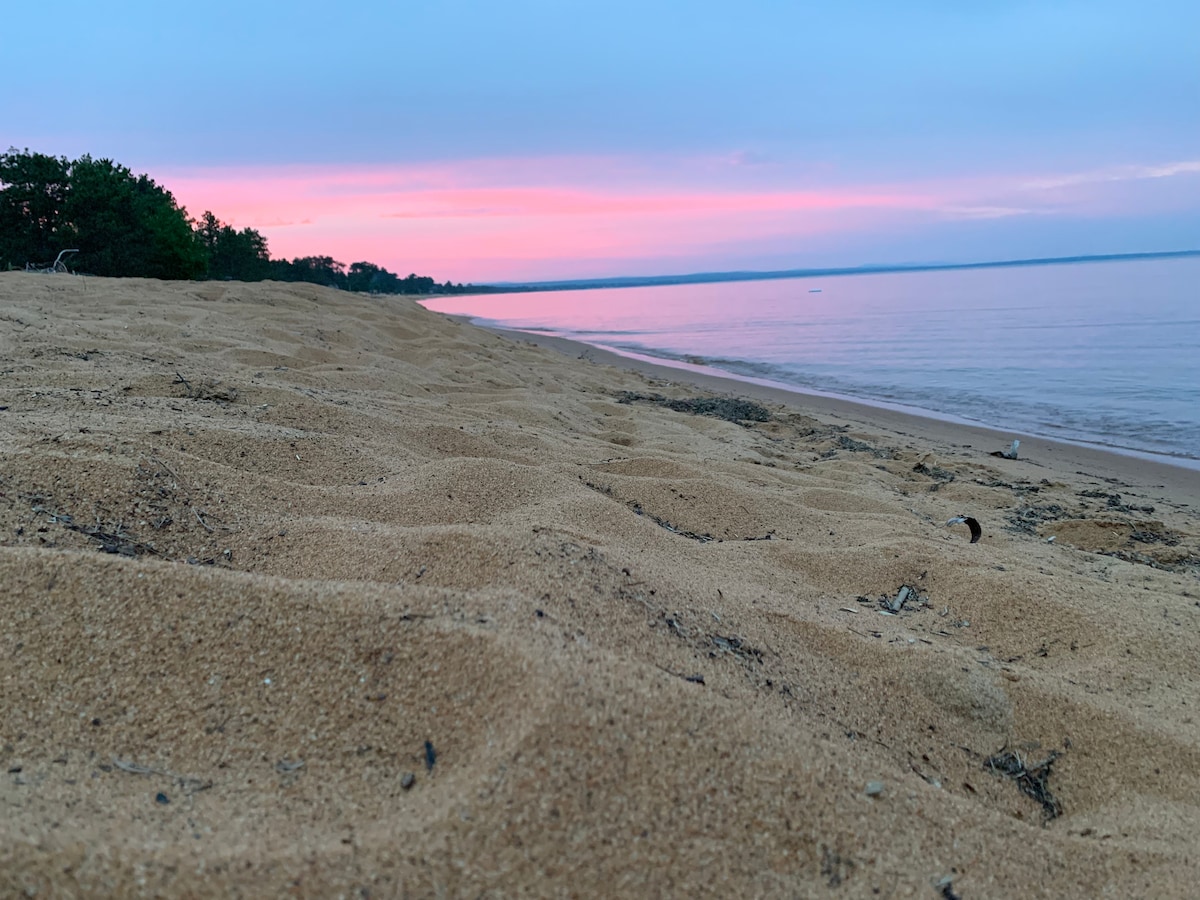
0 148 204 278
63 155 204 279
196 210 271 281
0 149 71 269
275 255 347 288
1 147 470 291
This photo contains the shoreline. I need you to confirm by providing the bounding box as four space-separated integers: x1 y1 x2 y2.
488 324 1200 507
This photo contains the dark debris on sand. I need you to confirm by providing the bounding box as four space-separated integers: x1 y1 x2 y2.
616 391 772 424
984 748 1064 822
1005 503 1069 534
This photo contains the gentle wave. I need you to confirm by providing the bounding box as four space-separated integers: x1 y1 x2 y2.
591 342 1200 460
425 257 1200 467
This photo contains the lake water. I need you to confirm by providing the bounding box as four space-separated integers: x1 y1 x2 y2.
423 257 1200 466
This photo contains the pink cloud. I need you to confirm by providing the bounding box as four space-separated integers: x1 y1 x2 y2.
161 157 937 281
158 154 1200 283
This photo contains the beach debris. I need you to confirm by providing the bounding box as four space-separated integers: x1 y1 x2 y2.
742 531 775 541
31 503 159 557
818 433 897 459
860 585 929 614
629 500 715 542
1080 489 1156 514
834 434 896 458
615 391 771 424
912 460 956 489
275 759 305 774
111 756 212 794
865 780 885 797
1006 503 1067 534
400 772 416 790
820 845 854 887
155 792 170 805
424 740 437 772
112 758 158 776
984 747 1063 821
991 439 1021 459
946 515 982 543
174 371 238 403
709 634 764 665
25 248 78 274
888 586 913 612
653 662 707 685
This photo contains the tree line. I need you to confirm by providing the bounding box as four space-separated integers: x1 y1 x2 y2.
0 148 471 293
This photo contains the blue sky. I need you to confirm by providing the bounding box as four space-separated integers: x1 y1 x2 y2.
4 1 1198 281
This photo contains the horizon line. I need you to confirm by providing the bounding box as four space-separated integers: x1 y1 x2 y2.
471 248 1200 292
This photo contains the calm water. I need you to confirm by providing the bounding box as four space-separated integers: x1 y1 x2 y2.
423 257 1200 465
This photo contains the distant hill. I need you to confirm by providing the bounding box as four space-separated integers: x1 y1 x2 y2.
475 249 1200 294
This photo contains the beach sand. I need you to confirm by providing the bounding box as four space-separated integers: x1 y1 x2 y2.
2 273 1199 898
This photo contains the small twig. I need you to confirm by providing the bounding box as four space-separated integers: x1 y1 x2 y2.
193 507 214 532
149 455 178 479
399 611 437 621
653 663 705 685
174 371 192 396
112 757 160 776
112 756 213 794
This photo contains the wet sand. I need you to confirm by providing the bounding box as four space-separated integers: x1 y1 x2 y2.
3 273 1200 897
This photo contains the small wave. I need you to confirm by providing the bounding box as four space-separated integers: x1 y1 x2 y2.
593 342 1200 463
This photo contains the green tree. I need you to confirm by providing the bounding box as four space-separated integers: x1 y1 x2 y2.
2 147 465 290
0 149 71 269
196 210 271 280
348 260 406 293
0 148 204 278
63 155 204 279
278 255 347 288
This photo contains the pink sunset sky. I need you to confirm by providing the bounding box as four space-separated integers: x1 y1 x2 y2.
157 155 1200 283
4 1 1198 284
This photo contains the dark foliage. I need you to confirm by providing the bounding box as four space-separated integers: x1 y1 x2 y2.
195 210 272 281
0 149 204 279
1 147 471 293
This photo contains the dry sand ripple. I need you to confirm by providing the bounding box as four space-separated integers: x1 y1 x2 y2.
2 273 1200 897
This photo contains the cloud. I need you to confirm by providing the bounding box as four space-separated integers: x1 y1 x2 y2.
939 205 1040 220
1021 160 1200 191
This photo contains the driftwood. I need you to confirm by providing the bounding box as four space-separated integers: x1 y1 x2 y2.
25 249 78 274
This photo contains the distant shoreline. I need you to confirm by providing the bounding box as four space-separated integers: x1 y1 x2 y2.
472 248 1200 294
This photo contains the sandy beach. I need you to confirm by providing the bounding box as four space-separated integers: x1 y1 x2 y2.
3 272 1200 898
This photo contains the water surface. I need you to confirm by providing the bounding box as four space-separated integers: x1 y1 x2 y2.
424 257 1200 465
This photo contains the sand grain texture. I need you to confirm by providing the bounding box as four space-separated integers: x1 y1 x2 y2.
2 273 1200 897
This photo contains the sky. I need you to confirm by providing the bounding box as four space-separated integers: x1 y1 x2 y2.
3 1 1198 283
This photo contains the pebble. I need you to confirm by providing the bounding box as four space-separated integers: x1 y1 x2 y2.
401 772 416 790
865 781 885 797
155 792 170 805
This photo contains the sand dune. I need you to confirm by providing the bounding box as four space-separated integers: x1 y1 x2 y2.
2 273 1200 897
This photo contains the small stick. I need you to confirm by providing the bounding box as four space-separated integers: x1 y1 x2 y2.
113 757 160 776
193 508 214 532
149 455 178 479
